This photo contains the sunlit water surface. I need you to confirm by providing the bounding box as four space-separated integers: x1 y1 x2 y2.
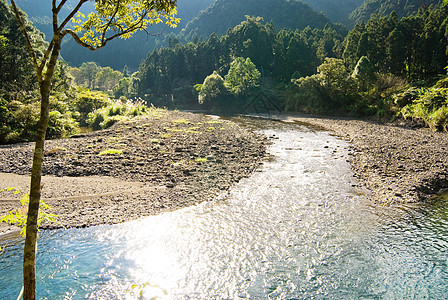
1 119 448 299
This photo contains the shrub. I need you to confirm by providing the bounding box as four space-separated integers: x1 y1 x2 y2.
71 88 111 126
47 111 79 139
86 98 148 130
400 86 448 131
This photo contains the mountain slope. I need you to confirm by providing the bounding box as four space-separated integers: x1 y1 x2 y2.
300 0 364 26
180 0 332 40
11 0 213 70
350 0 443 23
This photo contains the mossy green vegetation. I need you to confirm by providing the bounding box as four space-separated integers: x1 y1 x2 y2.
98 149 123 156
195 157 208 163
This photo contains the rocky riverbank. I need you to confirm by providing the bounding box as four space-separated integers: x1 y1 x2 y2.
2 111 447 235
0 110 268 232
285 115 448 205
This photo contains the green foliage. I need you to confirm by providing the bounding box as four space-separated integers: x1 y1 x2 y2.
343 5 448 80
47 111 79 139
301 0 364 27
70 0 179 49
74 62 100 89
95 67 123 91
86 98 148 130
0 188 59 237
71 88 111 126
352 56 377 92
114 75 140 99
197 71 229 108
400 86 448 131
288 58 355 114
350 0 443 24
180 0 332 40
287 57 409 117
195 157 208 163
71 62 125 93
224 57 261 95
98 149 123 156
138 16 342 109
0 0 46 93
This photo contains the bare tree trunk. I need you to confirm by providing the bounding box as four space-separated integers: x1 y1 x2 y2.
23 40 61 300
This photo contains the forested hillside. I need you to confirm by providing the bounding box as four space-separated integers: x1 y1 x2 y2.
138 4 448 132
350 0 443 23
61 0 213 70
301 0 364 26
139 16 345 109
1 0 150 143
179 0 334 41
12 0 213 70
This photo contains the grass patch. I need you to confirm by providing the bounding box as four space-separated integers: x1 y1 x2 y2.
150 139 160 143
98 149 123 156
195 157 208 163
172 119 191 124
205 120 222 124
186 130 201 134
147 106 167 118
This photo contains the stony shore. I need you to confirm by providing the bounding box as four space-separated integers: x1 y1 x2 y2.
0 110 268 233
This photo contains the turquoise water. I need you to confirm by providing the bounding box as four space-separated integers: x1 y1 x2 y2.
1 120 448 299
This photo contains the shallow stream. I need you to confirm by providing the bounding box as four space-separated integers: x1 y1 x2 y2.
1 119 448 299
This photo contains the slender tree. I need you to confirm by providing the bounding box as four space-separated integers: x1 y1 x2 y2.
8 1 179 299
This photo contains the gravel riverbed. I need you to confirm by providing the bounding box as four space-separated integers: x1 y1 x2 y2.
0 111 267 232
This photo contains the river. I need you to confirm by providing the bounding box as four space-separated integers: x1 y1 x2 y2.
1 118 447 299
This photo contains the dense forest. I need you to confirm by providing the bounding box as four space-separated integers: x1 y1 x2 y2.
350 0 444 23
2 0 448 145
10 0 436 70
139 4 448 123
139 16 345 108
179 0 334 41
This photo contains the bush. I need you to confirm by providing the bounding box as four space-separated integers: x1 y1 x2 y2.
288 58 358 115
400 86 448 131
47 111 79 138
86 98 148 130
71 88 110 126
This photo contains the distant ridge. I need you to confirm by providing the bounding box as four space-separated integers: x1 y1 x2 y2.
179 0 332 41
350 0 444 23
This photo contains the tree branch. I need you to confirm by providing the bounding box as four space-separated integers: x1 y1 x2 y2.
55 0 69 14
52 0 57 32
9 0 42 83
101 0 122 44
61 29 97 51
102 10 149 44
58 0 88 32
